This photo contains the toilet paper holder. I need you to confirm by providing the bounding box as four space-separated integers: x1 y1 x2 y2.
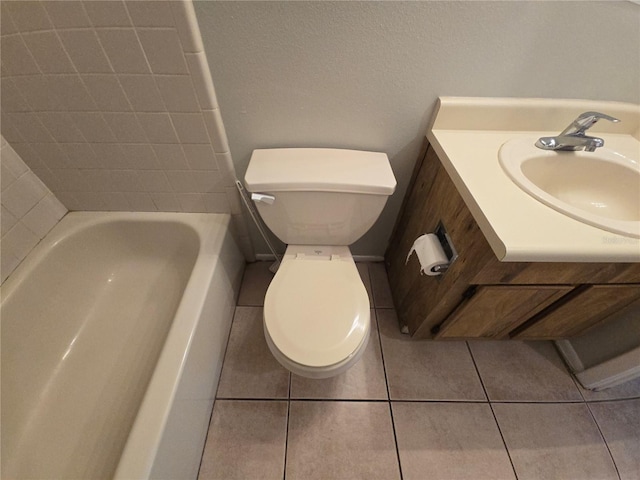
433 222 458 273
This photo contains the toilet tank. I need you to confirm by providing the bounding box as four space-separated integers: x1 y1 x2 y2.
245 148 396 245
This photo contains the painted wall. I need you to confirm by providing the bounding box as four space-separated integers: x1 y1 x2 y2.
0 0 253 259
195 1 640 257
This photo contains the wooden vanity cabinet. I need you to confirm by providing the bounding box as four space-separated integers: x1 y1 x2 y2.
385 142 640 340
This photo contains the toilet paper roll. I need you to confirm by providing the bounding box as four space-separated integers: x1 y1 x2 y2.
405 233 449 276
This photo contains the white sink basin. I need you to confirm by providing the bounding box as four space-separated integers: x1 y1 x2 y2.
499 137 640 238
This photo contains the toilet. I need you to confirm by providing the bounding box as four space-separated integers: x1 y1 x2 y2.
245 148 396 378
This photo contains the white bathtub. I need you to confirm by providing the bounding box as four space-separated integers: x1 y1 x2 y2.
1 212 245 479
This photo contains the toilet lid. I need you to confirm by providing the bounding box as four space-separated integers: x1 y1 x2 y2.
264 256 370 368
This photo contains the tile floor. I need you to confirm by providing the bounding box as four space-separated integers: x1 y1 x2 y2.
198 262 640 480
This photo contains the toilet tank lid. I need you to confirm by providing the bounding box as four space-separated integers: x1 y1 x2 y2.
245 148 396 194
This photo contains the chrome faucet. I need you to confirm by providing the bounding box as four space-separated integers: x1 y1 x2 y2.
535 111 620 152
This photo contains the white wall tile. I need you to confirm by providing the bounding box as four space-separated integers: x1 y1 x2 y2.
1 144 29 178
118 74 165 112
31 143 73 169
103 113 147 143
4 113 54 143
22 31 76 74
192 170 224 194
97 29 150 74
62 143 102 169
72 191 106 210
151 192 181 212
182 144 216 170
1 0 240 241
81 169 114 192
176 193 205 212
1 249 22 284
138 170 172 193
153 144 189 169
2 222 39 262
0 35 41 75
203 192 229 213
46 75 98 111
137 28 188 74
171 113 209 144
5 1 52 32
126 1 175 27
2 171 49 218
100 192 130 211
0 2 19 35
18 76 62 111
155 75 200 113
91 143 125 168
1 206 19 236
1 78 32 112
69 113 117 143
83 1 132 28
119 144 159 170
82 75 132 112
58 30 113 74
165 170 196 193
110 170 142 192
21 194 65 238
137 113 178 143
124 192 156 210
38 112 86 143
42 1 92 29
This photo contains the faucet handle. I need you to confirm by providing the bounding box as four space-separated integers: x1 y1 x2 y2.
562 111 621 136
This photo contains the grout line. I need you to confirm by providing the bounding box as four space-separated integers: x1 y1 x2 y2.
466 341 519 480
373 309 404 480
282 374 292 480
212 305 237 401
585 402 622 480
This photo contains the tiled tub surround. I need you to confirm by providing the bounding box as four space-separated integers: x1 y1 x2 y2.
199 262 640 480
1 134 67 282
0 0 253 258
1 212 244 479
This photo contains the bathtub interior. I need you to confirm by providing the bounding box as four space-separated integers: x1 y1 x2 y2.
1 216 240 480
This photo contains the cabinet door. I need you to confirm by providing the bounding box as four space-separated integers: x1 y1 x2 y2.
516 284 640 339
436 286 572 339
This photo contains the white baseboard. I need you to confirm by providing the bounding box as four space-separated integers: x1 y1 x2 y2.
575 346 640 391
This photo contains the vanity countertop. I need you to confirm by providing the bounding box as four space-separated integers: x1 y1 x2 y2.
427 97 640 262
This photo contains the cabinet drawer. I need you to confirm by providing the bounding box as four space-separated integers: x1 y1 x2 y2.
516 284 640 339
436 285 572 339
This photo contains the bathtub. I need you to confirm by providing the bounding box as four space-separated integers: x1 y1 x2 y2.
1 212 245 479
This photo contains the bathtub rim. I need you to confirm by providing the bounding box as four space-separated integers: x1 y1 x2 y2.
1 211 239 479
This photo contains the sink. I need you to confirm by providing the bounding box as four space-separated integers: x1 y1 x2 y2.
499 137 640 238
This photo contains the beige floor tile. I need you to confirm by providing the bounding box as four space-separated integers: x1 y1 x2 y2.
469 340 582 402
290 310 387 400
356 262 374 307
493 403 618 480
378 309 486 401
198 400 287 480
216 307 290 399
286 401 400 480
369 262 394 308
589 399 640 480
237 261 274 306
393 402 516 480
579 376 640 401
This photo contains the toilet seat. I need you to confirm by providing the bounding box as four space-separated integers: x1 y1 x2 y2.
263 247 370 378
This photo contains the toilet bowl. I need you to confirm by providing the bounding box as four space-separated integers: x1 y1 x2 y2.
245 148 396 378
263 245 370 378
